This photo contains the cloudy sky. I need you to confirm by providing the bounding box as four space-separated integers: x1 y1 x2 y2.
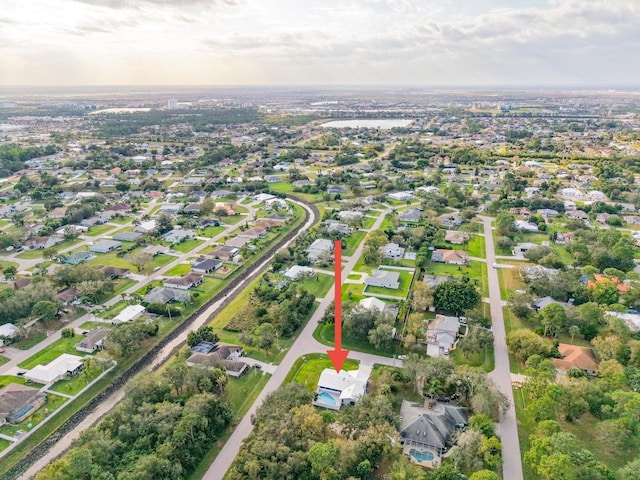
0 0 638 86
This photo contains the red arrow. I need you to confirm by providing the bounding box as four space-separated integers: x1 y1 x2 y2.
327 239 349 372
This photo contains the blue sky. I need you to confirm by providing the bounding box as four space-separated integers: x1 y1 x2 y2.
0 0 637 86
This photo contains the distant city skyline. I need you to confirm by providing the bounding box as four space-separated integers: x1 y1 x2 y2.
1 0 638 87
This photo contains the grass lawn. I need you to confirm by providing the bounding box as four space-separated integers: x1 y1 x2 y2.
149 253 178 269
85 224 116 237
0 375 43 389
425 260 489 298
0 355 8 367
16 250 46 260
299 273 334 298
111 278 136 298
313 323 398 358
11 332 47 350
99 301 128 319
49 366 106 396
362 217 376 229
0 393 68 437
342 283 365 303
164 263 192 276
0 438 10 453
88 251 135 270
552 244 574 266
240 198 253 205
108 216 132 225
283 353 360 391
171 239 204 253
363 269 414 299
0 260 19 270
498 266 527 301
199 226 225 238
18 335 88 369
79 321 108 330
232 205 249 214
353 255 375 274
343 231 366 256
219 215 246 225
450 344 495 372
268 182 324 203
466 235 486 258
347 274 361 280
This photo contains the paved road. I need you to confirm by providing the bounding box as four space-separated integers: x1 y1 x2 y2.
202 209 395 480
480 216 524 480
13 200 313 479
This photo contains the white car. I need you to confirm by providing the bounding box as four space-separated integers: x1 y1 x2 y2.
443 347 450 356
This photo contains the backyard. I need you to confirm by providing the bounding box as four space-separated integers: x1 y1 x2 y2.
362 268 415 299
283 353 360 391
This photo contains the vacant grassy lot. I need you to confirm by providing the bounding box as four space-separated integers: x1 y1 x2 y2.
108 216 132 225
100 301 128 319
298 273 334 298
171 239 204 253
164 263 192 276
88 251 136 270
85 224 117 237
362 217 376 229
498 265 527 300
466 235 486 258
11 332 47 350
218 215 246 225
343 231 366 256
425 260 489 298
18 335 88 369
199 226 225 238
313 323 398 358
0 260 19 271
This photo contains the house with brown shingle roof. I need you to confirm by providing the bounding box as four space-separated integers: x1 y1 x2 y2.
551 343 599 375
431 249 469 265
444 231 470 245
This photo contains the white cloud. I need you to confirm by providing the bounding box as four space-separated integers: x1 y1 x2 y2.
0 0 638 85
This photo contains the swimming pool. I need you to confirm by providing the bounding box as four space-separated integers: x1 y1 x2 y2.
316 391 338 406
409 449 434 462
404 252 417 260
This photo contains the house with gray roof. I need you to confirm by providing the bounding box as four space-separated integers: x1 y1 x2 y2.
306 238 333 263
90 239 122 254
399 400 468 460
365 269 400 289
399 208 422 223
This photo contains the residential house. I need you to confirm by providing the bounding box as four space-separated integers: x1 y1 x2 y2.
283 265 315 280
514 220 539 232
444 231 469 245
532 296 569 311
89 239 122 254
596 213 614 224
387 191 414 201
0 323 17 346
431 249 469 265
520 265 558 281
566 210 589 222
426 315 463 357
142 244 170 256
327 185 345 195
186 342 248 377
24 236 59 250
537 208 559 218
438 213 464 228
324 220 352 235
399 209 422 223
192 258 222 274
265 175 282 183
61 251 94 265
337 211 363 222
0 384 47 426
551 343 599 375
382 242 405 259
134 220 157 234
144 286 190 304
162 228 195 244
423 275 457 290
75 328 110 353
306 238 334 263
365 269 400 289
209 245 238 261
112 305 146 324
587 274 630 293
512 242 538 256
164 273 204 290
239 227 267 239
112 231 143 242
623 215 640 225
399 400 468 460
359 297 398 317
225 236 250 248
25 354 84 384
312 365 372 411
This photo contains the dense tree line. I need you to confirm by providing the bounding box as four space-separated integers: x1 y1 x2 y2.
36 371 232 480
0 143 61 176
0 279 59 326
